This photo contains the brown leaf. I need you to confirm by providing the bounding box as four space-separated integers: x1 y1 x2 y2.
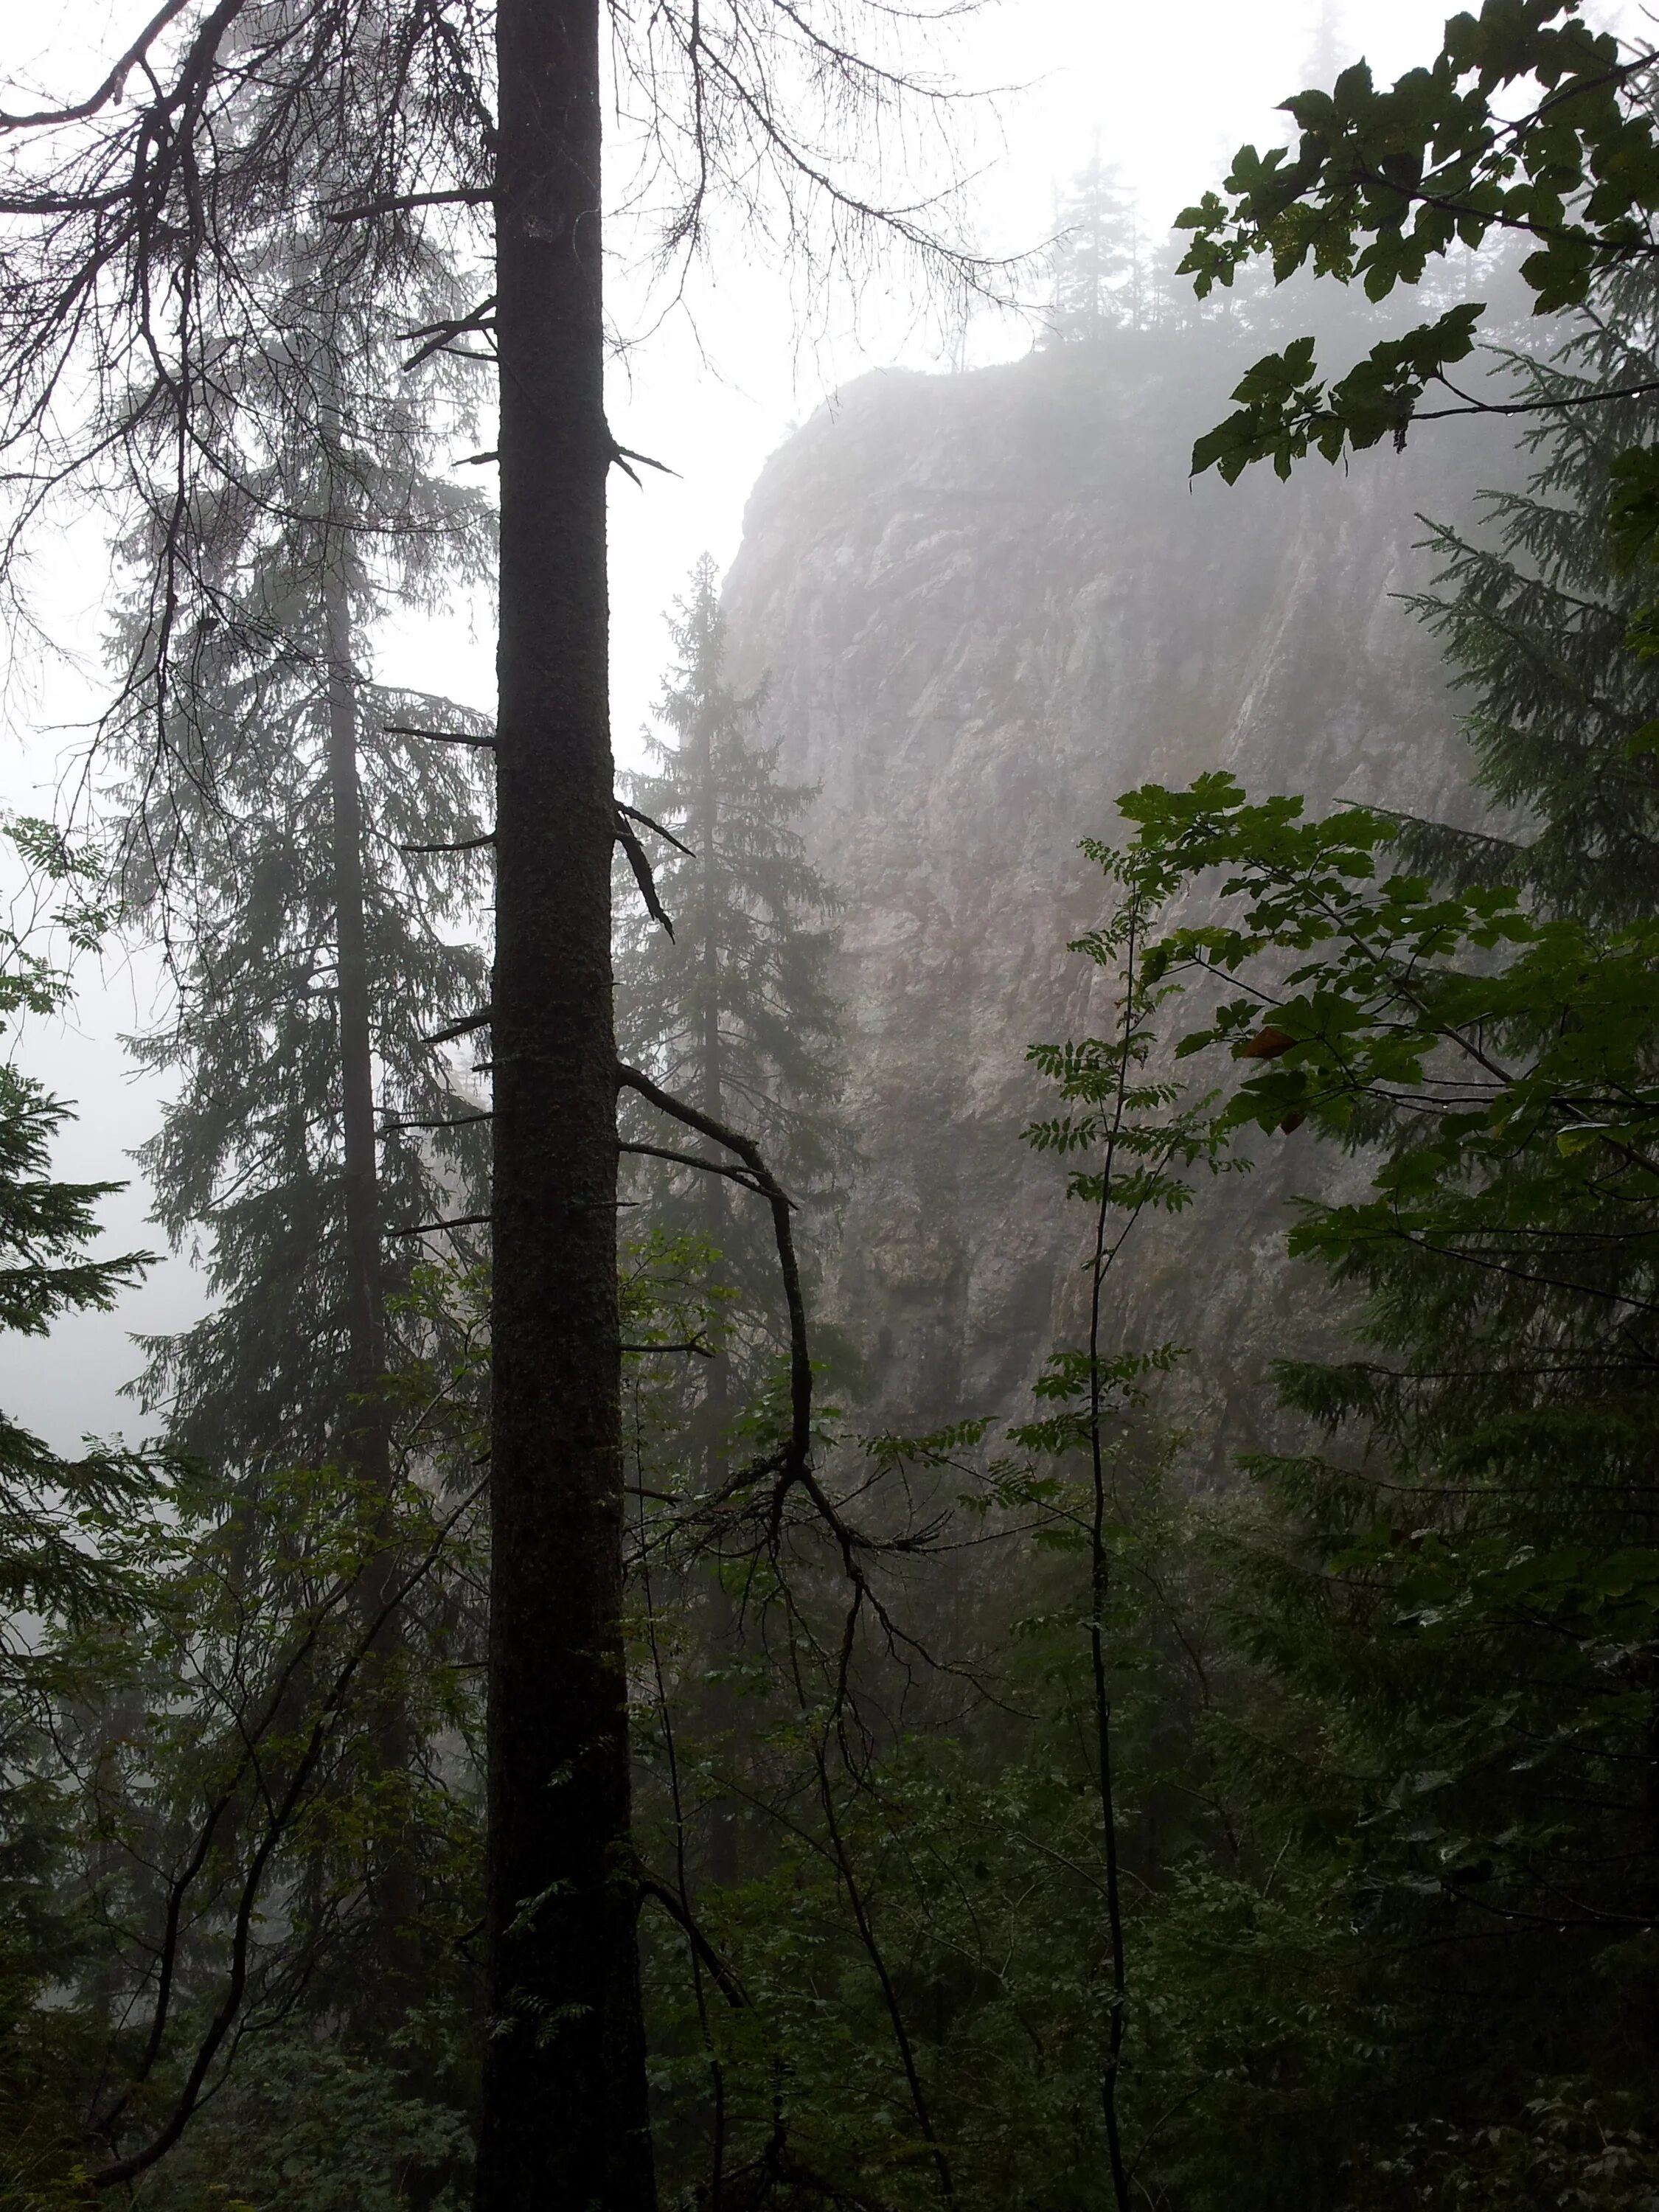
1239 1025 1296 1060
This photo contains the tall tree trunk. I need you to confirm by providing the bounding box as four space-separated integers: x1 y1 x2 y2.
323 520 392 1517
321 483 420 2009
696 700 730 1466
694 706 740 1891
481 1 655 2204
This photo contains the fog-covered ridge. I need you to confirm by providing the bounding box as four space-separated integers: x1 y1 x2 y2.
723 332 1523 1458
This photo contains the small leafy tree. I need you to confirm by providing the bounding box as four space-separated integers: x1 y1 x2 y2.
1074 771 1659 2177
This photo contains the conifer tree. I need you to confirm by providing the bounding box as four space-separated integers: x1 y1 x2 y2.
1402 267 1659 923
106 219 494 2039
1046 152 1143 343
616 556 849 1444
0 823 158 1628
112 239 493 1486
0 822 175 2185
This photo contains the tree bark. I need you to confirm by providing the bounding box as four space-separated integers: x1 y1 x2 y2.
480 0 655 2203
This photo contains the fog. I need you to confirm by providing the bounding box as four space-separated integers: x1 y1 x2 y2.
0 0 1593 1451
7 5 1658 2197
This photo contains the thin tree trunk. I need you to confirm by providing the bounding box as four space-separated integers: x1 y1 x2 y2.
693 700 742 1890
697 697 730 1464
321 481 420 2010
480 0 655 2202
323 521 391 1510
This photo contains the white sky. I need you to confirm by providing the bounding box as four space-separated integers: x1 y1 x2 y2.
0 0 1601 1446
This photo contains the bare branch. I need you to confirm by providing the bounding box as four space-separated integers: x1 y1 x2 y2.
385 725 496 749
616 1061 810 1486
616 812 676 937
420 1009 491 1046
394 832 496 855
326 187 495 223
609 439 679 484
617 799 694 858
0 0 217 130
619 1138 765 1194
379 1113 493 1134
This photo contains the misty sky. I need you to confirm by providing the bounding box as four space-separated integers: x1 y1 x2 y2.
0 0 1597 1448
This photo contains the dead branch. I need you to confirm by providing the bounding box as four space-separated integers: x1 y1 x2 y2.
402 296 498 371
616 813 676 937
610 439 679 485
384 725 496 749
616 1062 809 1489
619 1138 765 1195
618 799 694 858
379 1113 493 1133
0 0 215 130
327 187 494 223
638 1877 753 2010
388 1213 492 1238
419 1009 491 1046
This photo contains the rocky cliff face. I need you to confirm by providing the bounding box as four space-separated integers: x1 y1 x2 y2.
720 330 1521 1469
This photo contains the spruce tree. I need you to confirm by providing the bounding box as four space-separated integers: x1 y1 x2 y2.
1402 264 1659 922
0 824 170 2185
1046 153 1143 343
106 219 494 2038
0 824 158 1627
112 243 492 1481
616 555 849 1446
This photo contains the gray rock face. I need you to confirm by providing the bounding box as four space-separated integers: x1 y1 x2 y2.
720 332 1520 1467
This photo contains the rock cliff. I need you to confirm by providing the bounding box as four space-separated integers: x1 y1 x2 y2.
720 330 1522 1469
